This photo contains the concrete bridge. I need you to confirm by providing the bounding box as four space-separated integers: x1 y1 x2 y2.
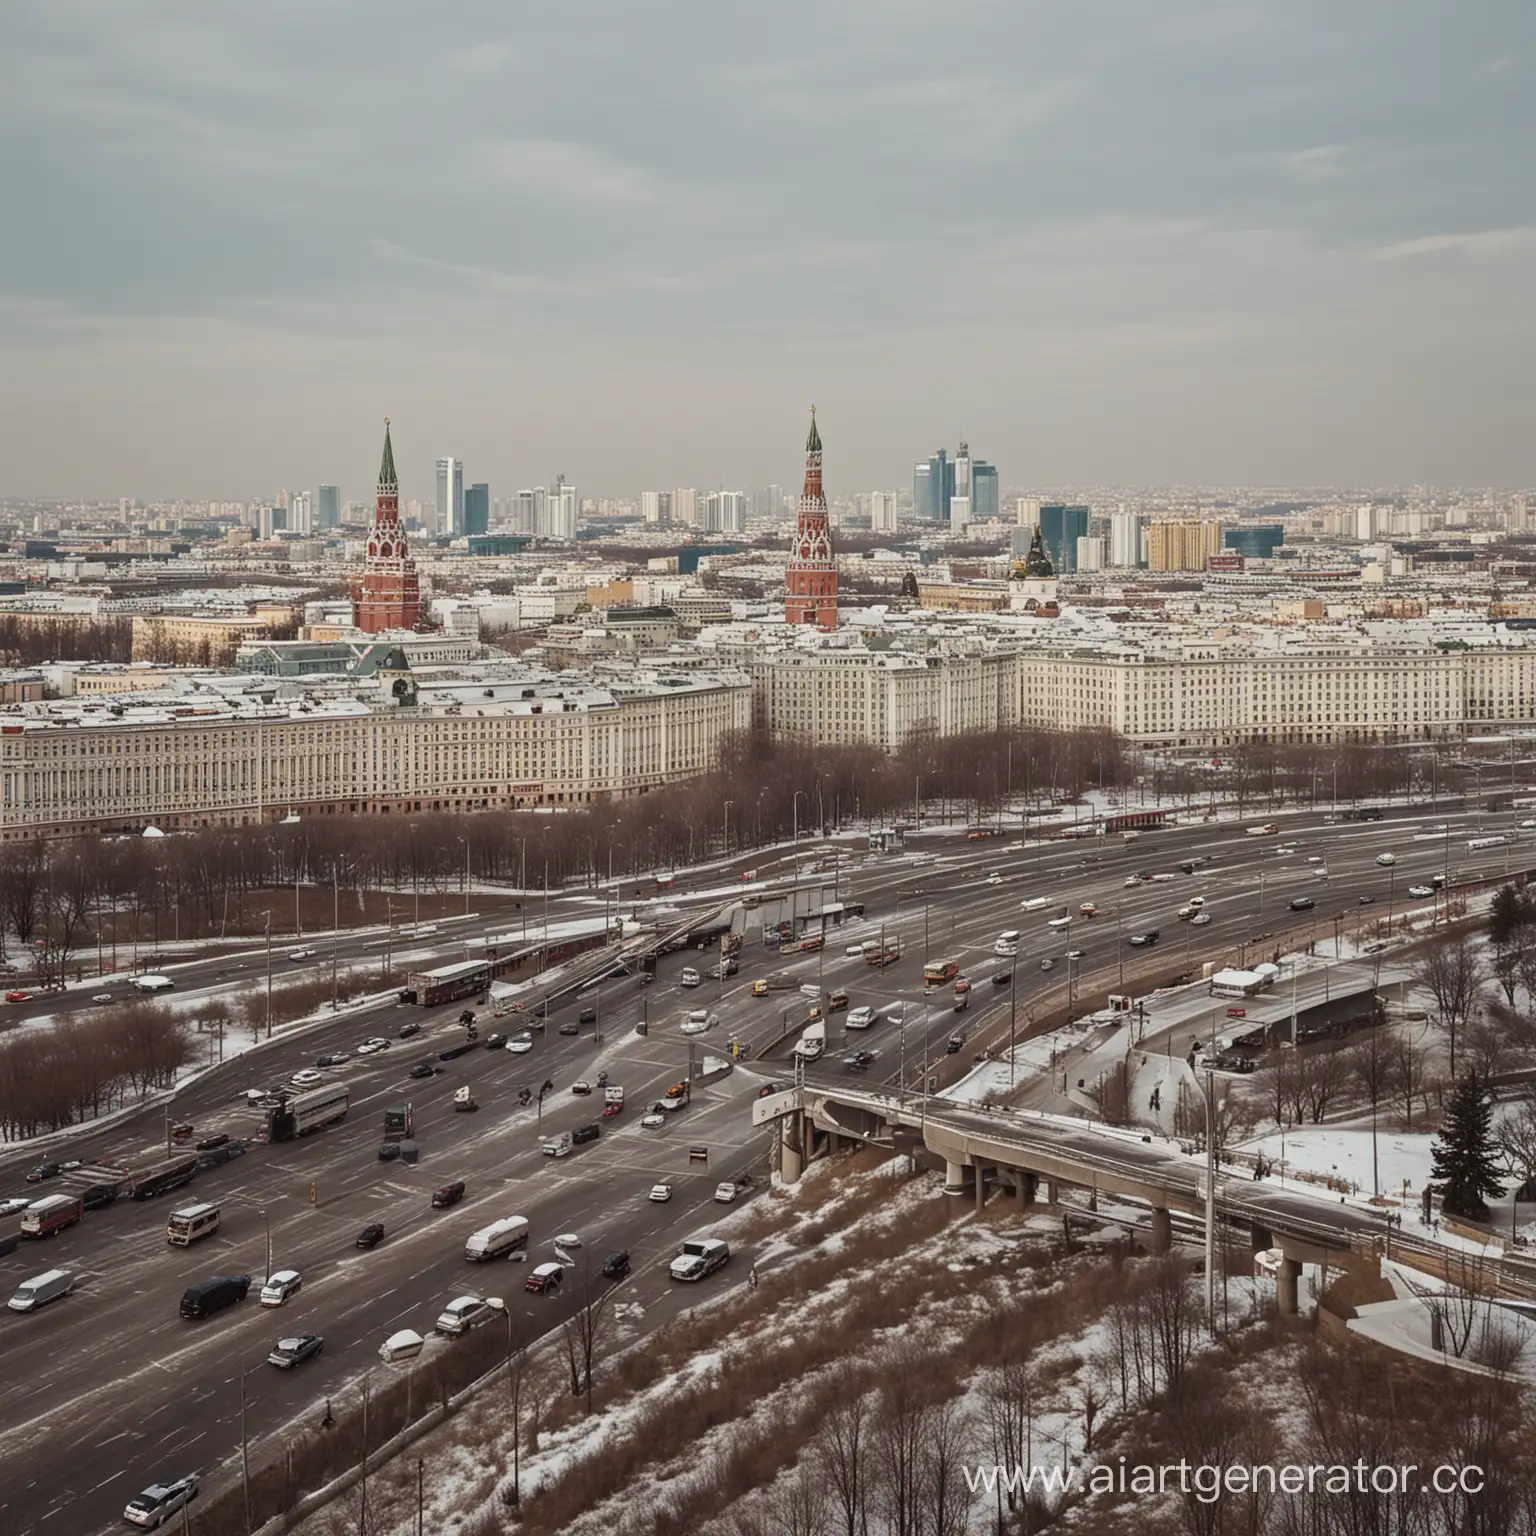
755 1083 1392 1314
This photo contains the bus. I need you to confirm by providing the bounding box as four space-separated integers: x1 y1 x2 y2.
780 933 824 956
407 959 492 1007
865 938 900 967
166 1202 221 1247
654 871 676 890
21 1194 82 1238
1468 835 1509 851
1103 809 1169 834
923 958 961 988
128 1155 198 1202
268 1083 350 1142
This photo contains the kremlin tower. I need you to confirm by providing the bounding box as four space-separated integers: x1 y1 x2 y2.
355 417 422 634
784 406 838 629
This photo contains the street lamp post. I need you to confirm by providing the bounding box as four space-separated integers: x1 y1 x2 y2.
263 911 273 1041
724 800 733 857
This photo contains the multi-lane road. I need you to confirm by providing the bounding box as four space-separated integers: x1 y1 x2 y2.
0 796 1528 1533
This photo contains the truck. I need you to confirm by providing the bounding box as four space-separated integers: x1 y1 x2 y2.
465 1216 530 1262
792 1021 826 1062
21 1194 83 1239
267 1083 349 1142
383 1103 413 1142
604 1084 625 1105
540 1132 574 1158
7 1268 77 1313
166 1202 221 1247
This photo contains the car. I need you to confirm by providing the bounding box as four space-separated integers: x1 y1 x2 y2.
664 1080 689 1100
1305 855 1324 866
601 1100 623 1118
436 1294 504 1334
287 948 318 962
553 1231 582 1250
356 1039 384 1055
1039 958 1054 971
640 1112 667 1129
506 1031 535 1053
484 1033 506 1050
714 1182 739 1203
946 1034 964 1054
195 1132 230 1152
557 1020 580 1036
25 1162 61 1184
431 1181 466 1209
757 1082 788 1098
1127 932 1157 947
680 967 701 987
267 1332 324 1369
398 1021 422 1039
59 1159 81 1172
571 1123 601 1145
1408 884 1434 898
81 1182 119 1210
5 990 32 1004
846 1005 875 1028
378 1328 426 1363
992 970 1012 987
1177 905 1196 921
0 1195 33 1217
291 1068 324 1087
123 1473 200 1528
1357 893 1377 905
525 1262 564 1294
844 1049 876 1068
708 958 739 979
827 990 849 1012
317 1052 350 1068
92 992 114 1003
1288 896 1316 912
1066 948 1086 960
844 944 864 957
1375 853 1397 868
649 1182 674 1202
1191 912 1212 926
1124 876 1142 888
356 1223 385 1249
377 1142 401 1162
602 1250 632 1280
1276 844 1296 854
259 1269 305 1309
578 1007 597 1025
670 1237 730 1282
986 872 1003 885
409 1062 436 1079
571 1080 593 1096
681 1009 714 1035
751 979 770 997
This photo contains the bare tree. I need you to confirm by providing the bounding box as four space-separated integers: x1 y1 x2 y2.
817 1391 873 1536
1144 1254 1202 1393
1292 1047 1351 1125
873 1347 931 1536
1500 1098 1536 1200
562 1262 618 1414
1394 1034 1431 1129
922 1397 975 1536
1416 934 1487 1078
1346 1028 1398 1198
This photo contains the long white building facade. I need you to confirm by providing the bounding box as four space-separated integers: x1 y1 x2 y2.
0 666 750 839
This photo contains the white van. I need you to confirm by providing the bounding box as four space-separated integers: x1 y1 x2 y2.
1047 915 1073 930
465 1217 530 1262
1021 897 1049 912
8 1268 76 1313
132 973 174 993
379 1328 425 1363
540 1132 573 1158
993 930 1021 956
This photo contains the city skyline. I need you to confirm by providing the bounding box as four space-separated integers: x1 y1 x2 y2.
0 3 1532 499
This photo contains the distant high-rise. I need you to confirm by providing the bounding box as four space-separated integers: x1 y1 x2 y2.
464 483 489 537
785 408 838 630
705 491 747 534
316 484 341 530
288 492 314 536
951 442 973 530
870 492 899 534
641 490 664 524
541 477 577 539
674 487 700 527
514 489 540 534
1147 521 1223 572
914 448 953 521
1109 510 1145 568
1039 505 1090 574
756 485 783 520
1016 497 1040 527
972 461 999 522
435 457 464 537
1076 536 1106 572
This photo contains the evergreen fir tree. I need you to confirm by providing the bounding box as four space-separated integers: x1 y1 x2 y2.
1431 1074 1505 1222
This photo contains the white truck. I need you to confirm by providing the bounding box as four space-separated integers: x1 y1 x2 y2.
465 1216 530 1262
792 1020 826 1062
604 1085 625 1106
540 1132 573 1158
8 1268 76 1313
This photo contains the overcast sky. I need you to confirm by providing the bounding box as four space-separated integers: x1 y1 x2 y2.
0 1 1532 501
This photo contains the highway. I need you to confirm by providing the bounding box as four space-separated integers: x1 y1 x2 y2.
0 794 1528 1532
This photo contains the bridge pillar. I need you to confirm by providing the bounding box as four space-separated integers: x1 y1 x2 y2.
1014 1171 1037 1209
1046 1180 1061 1206
1150 1207 1173 1253
1088 1187 1098 1213
975 1163 988 1212
1276 1257 1303 1316
779 1114 804 1186
944 1159 969 1196
1250 1223 1273 1256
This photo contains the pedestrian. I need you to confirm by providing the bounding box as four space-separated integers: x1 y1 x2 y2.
749 1265 759 1290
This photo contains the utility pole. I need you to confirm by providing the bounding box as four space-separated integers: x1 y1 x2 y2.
240 1366 252 1535
330 864 340 1011
416 1458 425 1536
1009 964 1018 1090
264 911 273 1040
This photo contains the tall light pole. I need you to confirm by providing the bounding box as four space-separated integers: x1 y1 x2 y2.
263 910 273 1041
724 800 733 856
1008 963 1019 1090
458 837 471 919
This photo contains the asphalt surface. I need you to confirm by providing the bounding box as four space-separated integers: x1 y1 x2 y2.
0 793 1529 1533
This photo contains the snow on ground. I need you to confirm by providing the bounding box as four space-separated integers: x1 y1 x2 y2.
940 1016 1103 1103
1238 1125 1432 1205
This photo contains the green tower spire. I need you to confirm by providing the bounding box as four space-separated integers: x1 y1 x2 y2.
378 416 398 489
806 404 821 455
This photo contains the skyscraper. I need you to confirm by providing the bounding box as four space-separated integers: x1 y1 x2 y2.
435 457 464 537
464 483 489 537
316 484 341 530
542 477 577 539
1109 510 1145 568
1039 504 1090 574
785 408 837 630
913 462 936 521
972 461 999 522
674 487 700 526
1146 521 1224 572
357 418 421 634
705 491 747 533
951 441 973 530
914 448 953 521
870 492 899 534
514 490 541 534
641 491 664 524
288 492 314 536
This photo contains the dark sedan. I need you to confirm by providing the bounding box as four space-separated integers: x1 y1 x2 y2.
266 1334 324 1369
355 1223 385 1249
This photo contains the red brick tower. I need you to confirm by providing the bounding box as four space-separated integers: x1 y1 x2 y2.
785 406 837 629
356 417 422 634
